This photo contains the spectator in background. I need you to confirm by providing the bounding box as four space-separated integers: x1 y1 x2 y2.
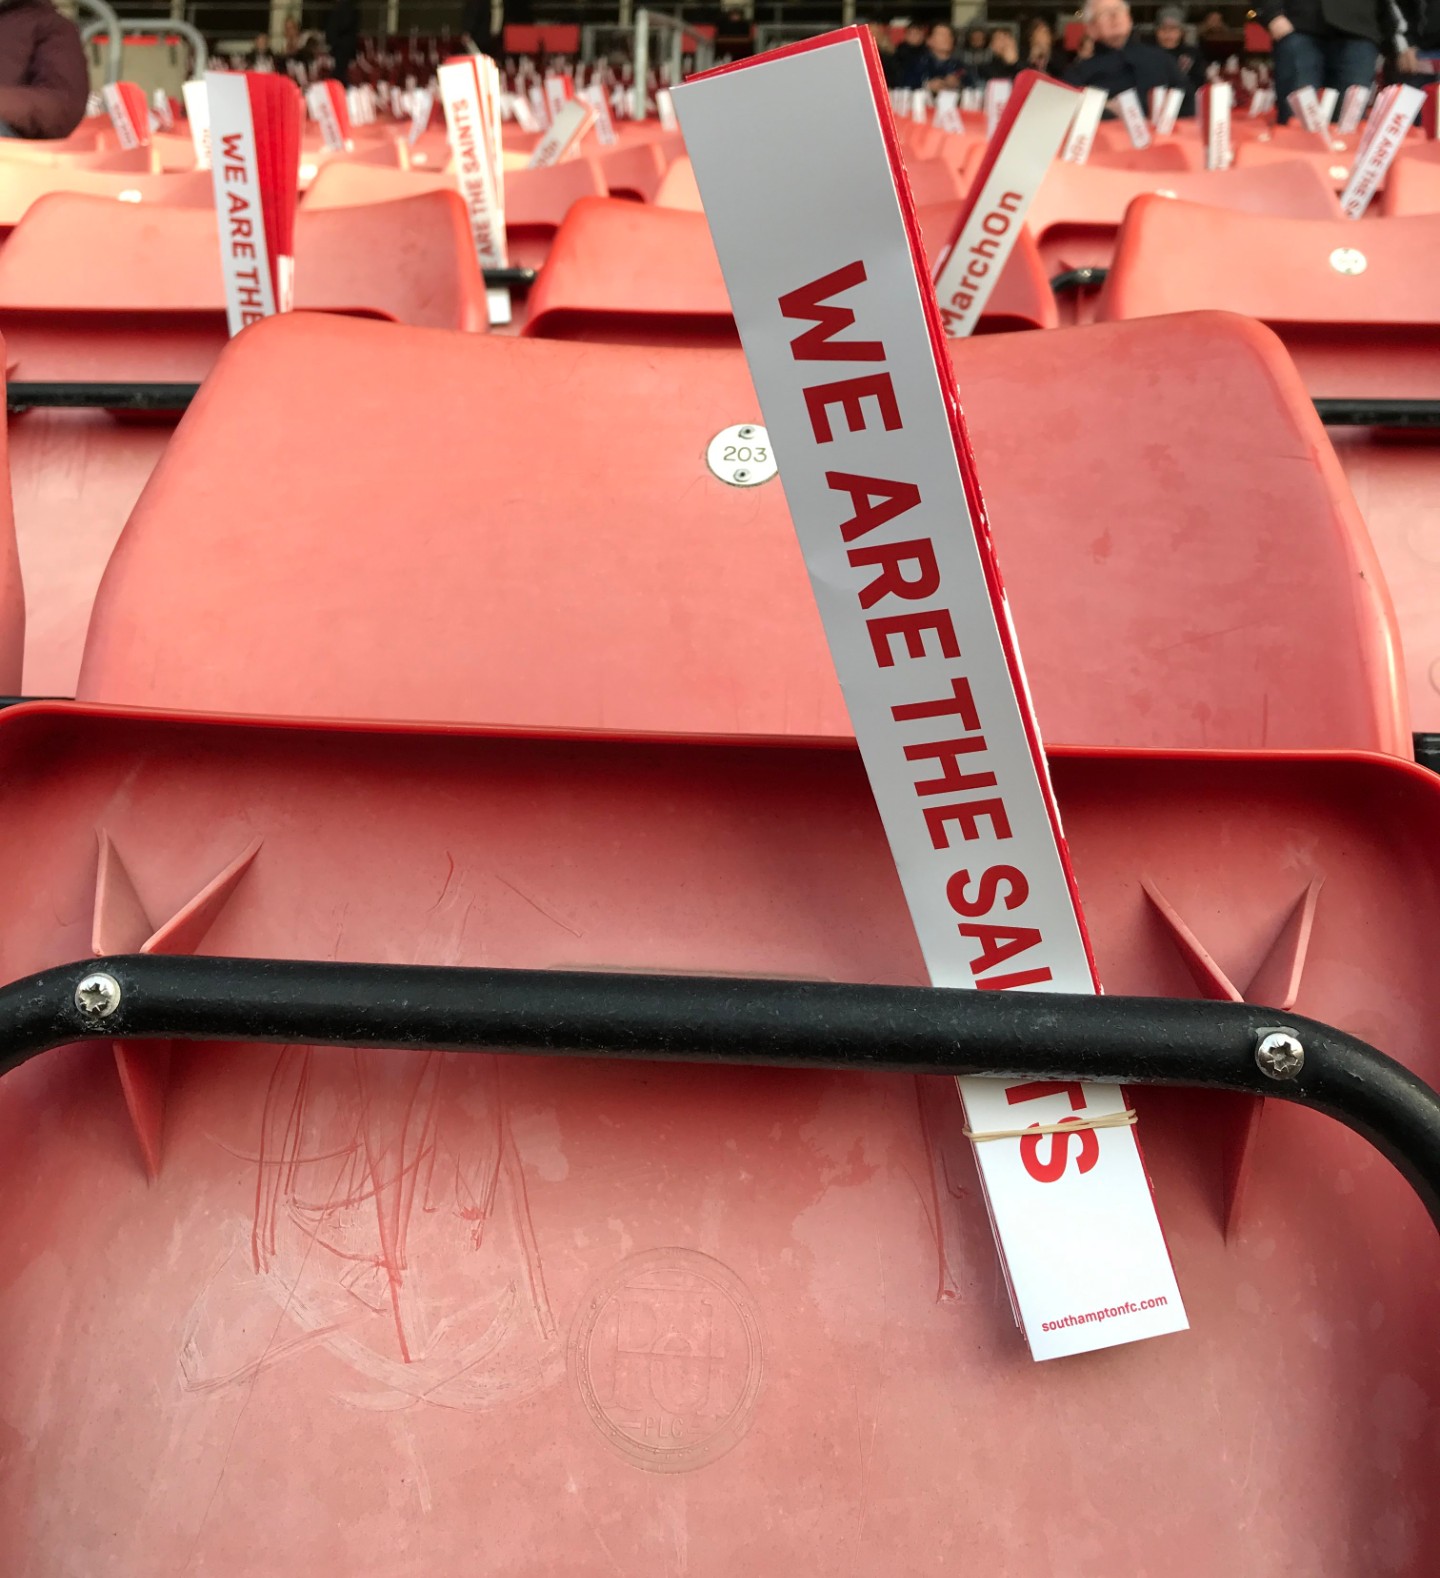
1154 6 1206 86
960 23 992 72
1024 16 1070 75
248 32 277 69
1197 9 1229 34
329 0 359 83
0 0 86 138
715 7 755 59
908 21 969 90
865 18 903 85
891 20 929 83
1066 0 1197 113
981 25 1021 77
1258 0 1415 119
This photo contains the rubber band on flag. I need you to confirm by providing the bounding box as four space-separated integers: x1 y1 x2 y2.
964 1109 1138 1143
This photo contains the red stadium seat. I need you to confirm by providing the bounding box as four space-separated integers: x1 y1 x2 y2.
521 198 737 344
654 155 702 210
0 190 488 372
915 205 1058 331
1097 197 1440 392
0 166 212 240
302 157 607 270
1234 137 1372 191
1099 196 1440 728
1381 153 1440 216
1029 157 1341 279
1090 122 1204 171
522 196 1056 343
0 192 487 693
0 142 157 172
905 154 967 205
77 309 1404 758
594 139 668 202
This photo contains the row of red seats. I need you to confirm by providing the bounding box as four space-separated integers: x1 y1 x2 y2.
0 77 1434 1578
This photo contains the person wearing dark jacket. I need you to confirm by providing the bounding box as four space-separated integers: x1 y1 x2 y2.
1023 17 1070 76
906 22 969 91
1065 0 1197 115
1256 0 1418 119
979 25 1022 79
328 0 359 84
891 22 929 86
0 0 86 139
1154 6 1207 87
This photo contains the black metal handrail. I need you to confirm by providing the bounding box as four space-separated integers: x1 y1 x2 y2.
1313 399 1440 429
7 383 199 413
5 953 1438 1230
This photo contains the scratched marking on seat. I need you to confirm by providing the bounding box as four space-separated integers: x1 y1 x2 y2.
180 1045 564 1409
569 1249 763 1471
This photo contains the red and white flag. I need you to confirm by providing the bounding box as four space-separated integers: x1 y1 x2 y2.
933 71 1081 337
408 85 435 145
1198 80 1232 169
527 96 598 166
151 87 174 131
529 80 551 128
1151 85 1183 135
182 78 210 169
1338 83 1370 135
103 81 150 149
934 87 963 133
439 55 508 268
983 75 1012 137
1111 87 1151 147
1061 85 1106 162
543 70 571 120
1341 83 1424 217
674 27 1186 1361
306 79 351 151
204 71 301 335
582 82 617 146
1287 84 1326 136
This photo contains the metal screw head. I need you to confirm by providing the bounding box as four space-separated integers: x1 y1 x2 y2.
1329 246 1366 275
736 425 756 439
74 972 122 1020
732 466 751 483
1255 1029 1305 1081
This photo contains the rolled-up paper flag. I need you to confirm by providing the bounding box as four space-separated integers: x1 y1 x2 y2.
205 71 302 335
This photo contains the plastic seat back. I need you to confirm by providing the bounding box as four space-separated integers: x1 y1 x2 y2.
520 197 735 345
1030 157 1341 275
0 190 488 338
1090 123 1202 170
915 204 1058 331
304 156 606 232
522 196 1053 345
654 155 702 210
77 309 1405 757
1097 196 1440 395
905 156 965 205
0 166 212 234
1381 154 1440 217
302 161 452 210
1233 137 1363 190
595 140 667 201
